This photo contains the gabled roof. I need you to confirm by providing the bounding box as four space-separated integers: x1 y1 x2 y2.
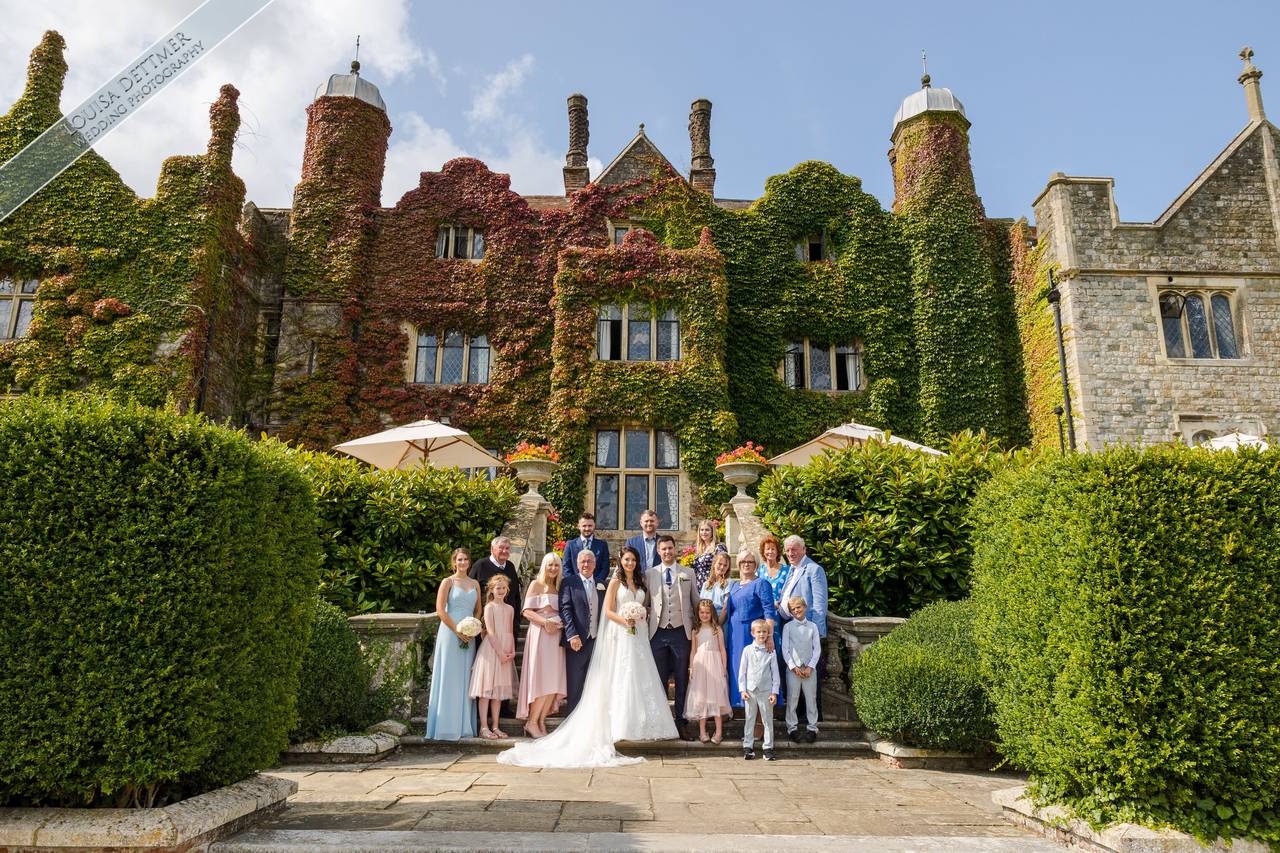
594 126 681 187
1150 119 1276 227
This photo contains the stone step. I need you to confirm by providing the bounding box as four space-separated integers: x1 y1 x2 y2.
408 712 860 740
399 734 872 759
213 829 1060 853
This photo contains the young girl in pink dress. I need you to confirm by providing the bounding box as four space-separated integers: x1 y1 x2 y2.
469 574 517 739
685 598 732 743
516 553 566 738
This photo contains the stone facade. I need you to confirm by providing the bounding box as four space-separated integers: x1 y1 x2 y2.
1032 54 1280 447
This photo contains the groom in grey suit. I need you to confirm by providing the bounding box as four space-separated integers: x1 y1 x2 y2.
646 534 698 740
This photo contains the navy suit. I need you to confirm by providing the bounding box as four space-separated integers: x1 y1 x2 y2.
624 534 661 572
561 535 611 585
559 572 605 714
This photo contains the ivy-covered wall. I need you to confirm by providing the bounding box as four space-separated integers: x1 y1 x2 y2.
0 32 258 420
1 30 1036 526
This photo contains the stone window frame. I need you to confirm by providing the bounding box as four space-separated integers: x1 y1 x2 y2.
794 230 829 263
779 338 864 392
595 302 681 363
607 218 632 246
433 224 485 261
1148 276 1249 364
0 274 38 341
588 427 684 533
403 327 491 386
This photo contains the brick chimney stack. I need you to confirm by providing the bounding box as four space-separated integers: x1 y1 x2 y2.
689 98 715 194
563 93 590 194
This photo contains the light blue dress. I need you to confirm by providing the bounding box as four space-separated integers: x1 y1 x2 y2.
699 579 739 621
426 583 478 740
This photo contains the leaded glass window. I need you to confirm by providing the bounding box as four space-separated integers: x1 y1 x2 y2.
412 330 491 384
590 429 682 531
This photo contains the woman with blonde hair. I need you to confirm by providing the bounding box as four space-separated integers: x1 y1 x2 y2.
515 552 566 738
690 518 728 590
699 550 737 624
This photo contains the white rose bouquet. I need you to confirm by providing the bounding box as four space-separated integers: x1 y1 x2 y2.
619 601 647 635
455 616 483 649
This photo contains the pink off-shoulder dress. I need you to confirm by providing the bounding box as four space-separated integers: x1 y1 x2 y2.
469 601 516 700
516 592 566 719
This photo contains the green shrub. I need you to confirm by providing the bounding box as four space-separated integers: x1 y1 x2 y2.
275 444 519 613
0 395 320 807
970 445 1280 845
851 599 994 751
293 600 378 742
756 431 1007 615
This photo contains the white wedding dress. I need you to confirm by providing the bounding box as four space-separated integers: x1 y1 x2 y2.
498 585 678 768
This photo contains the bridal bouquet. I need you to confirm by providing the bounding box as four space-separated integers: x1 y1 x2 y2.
619 601 647 635
455 616 483 649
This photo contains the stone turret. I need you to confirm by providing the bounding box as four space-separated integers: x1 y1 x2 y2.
563 93 590 194
688 98 715 194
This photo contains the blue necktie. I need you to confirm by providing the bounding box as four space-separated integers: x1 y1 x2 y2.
665 567 672 587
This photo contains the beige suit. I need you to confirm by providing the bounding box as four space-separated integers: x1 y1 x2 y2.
645 563 698 640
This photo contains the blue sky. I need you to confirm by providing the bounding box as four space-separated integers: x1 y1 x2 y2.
4 1 1279 220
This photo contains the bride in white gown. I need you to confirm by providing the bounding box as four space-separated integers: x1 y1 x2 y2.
498 546 677 768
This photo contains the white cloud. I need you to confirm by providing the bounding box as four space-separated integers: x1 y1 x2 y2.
465 53 534 125
0 0 423 208
424 49 447 96
1 11 605 210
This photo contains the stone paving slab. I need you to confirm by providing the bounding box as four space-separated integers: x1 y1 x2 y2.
213 828 1065 851
227 751 1041 845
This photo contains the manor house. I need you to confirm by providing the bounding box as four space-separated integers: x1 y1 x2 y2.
1 31 1276 544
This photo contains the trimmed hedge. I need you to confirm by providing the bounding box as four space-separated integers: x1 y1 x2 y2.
756 431 1004 616
293 600 379 742
970 446 1280 845
277 444 519 614
0 396 320 807
851 599 994 751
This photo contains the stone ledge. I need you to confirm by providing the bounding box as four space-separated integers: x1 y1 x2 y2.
283 732 399 764
993 785 1270 853
868 733 997 770
0 773 294 851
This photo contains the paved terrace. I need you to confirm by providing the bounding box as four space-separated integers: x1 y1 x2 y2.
215 749 1059 852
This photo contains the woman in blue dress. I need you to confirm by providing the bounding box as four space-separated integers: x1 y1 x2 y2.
721 549 776 709
698 551 738 623
426 547 482 740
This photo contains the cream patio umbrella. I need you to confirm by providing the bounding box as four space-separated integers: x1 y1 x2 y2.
333 418 504 470
767 421 945 467
1204 431 1269 451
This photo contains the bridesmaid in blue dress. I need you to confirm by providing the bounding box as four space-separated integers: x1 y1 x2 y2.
426 548 482 740
698 551 738 623
721 550 776 709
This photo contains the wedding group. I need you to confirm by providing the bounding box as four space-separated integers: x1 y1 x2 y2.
424 510 829 768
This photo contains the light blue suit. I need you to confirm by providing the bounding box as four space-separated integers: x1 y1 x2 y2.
778 556 828 637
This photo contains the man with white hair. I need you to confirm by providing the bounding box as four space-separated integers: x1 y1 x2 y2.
469 535 523 639
778 534 829 732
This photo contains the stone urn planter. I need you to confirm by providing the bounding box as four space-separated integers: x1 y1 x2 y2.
716 461 766 498
510 458 558 497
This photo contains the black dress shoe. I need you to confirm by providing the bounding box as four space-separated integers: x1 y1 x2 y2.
803 729 817 744
788 728 801 743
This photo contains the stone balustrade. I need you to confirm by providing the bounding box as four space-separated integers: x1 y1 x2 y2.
500 491 552 582
347 611 439 718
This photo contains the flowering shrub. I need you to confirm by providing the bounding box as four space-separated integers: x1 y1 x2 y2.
553 539 567 556
677 546 697 567
716 441 768 466
505 441 559 464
